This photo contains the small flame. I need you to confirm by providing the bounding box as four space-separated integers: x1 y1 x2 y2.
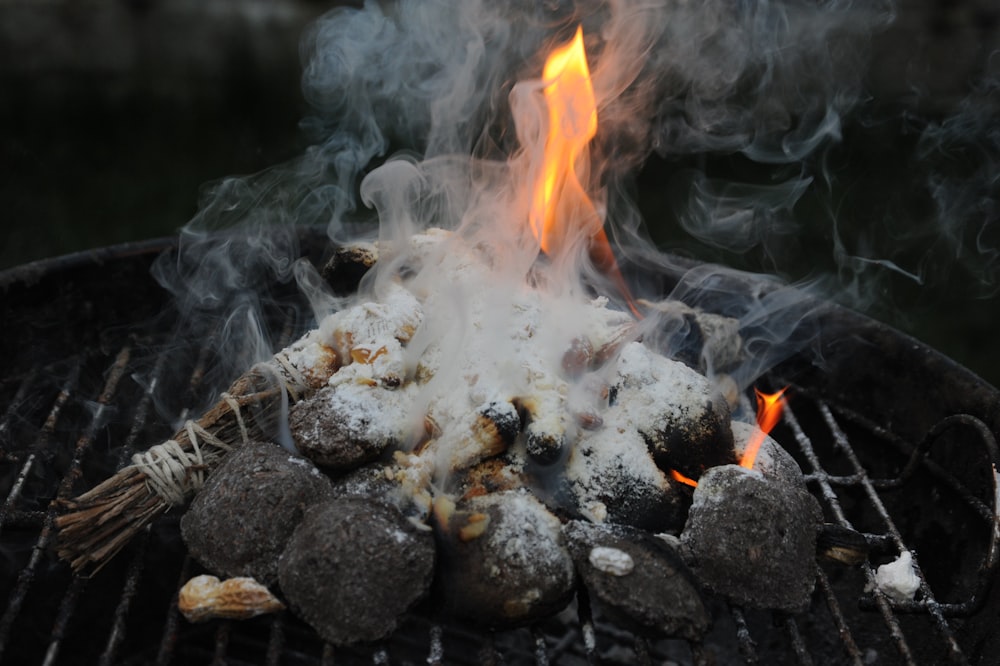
739 387 788 470
528 26 640 317
669 468 699 488
670 386 787 488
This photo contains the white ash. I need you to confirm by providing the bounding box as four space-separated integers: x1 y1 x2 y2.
387 230 642 477
874 551 920 602
290 381 418 468
281 336 340 389
317 281 424 353
484 490 569 580
563 410 683 531
330 337 409 388
613 341 718 428
588 546 634 576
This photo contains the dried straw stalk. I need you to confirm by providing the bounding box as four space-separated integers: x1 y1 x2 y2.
55 354 327 574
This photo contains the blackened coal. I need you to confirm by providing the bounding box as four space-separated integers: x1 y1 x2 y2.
679 464 822 612
180 440 333 586
321 243 379 295
564 520 709 641
278 497 436 645
480 400 522 447
432 489 575 629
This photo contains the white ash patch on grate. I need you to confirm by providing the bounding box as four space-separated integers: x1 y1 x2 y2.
874 551 921 603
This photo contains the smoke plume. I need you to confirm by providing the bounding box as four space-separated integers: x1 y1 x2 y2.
149 0 998 414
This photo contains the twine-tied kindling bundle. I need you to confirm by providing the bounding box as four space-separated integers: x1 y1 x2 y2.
130 394 246 505
129 354 311 507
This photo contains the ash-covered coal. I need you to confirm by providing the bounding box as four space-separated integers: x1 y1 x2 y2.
611 341 735 480
561 416 687 532
139 0 878 645
431 489 575 628
290 381 417 468
169 226 828 643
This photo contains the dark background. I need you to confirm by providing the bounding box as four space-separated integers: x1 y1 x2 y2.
1 0 998 386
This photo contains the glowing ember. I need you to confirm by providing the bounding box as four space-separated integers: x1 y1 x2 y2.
739 388 788 470
669 469 699 488
528 26 639 317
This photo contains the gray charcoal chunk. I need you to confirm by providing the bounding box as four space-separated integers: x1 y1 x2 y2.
563 520 709 641
180 440 333 586
278 497 436 645
680 464 821 612
289 382 412 469
433 489 575 629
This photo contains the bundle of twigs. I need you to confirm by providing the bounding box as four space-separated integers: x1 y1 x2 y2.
55 352 331 573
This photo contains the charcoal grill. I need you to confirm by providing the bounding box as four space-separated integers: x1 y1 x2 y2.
1 233 998 665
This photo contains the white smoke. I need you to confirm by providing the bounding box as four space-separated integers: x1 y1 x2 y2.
158 0 1000 410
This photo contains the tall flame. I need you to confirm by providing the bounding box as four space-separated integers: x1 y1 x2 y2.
739 387 788 470
528 26 639 317
529 25 598 256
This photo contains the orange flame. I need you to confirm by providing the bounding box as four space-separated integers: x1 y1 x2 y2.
530 26 597 255
529 27 640 317
669 386 787 488
669 468 699 488
739 387 788 470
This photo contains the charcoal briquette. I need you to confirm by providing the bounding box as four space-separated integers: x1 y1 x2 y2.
180 440 333 586
680 464 821 612
278 497 436 645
